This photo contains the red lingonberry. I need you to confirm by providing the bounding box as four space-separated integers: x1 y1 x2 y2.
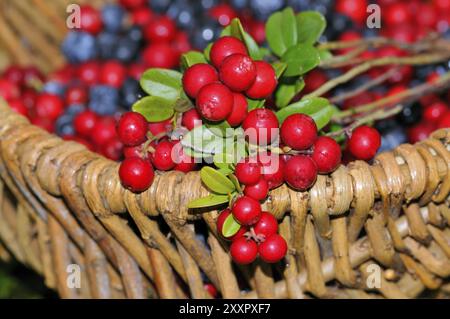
248 20 266 44
423 101 448 124
384 2 412 25
347 126 381 161
407 122 436 143
8 99 28 117
0 79 20 101
245 61 277 99
258 234 287 263
100 61 127 88
219 54 256 92
311 136 342 174
210 36 248 69
182 63 219 98
258 153 284 190
216 209 247 241
117 112 148 146
242 108 279 146
80 5 103 35
148 118 172 136
119 0 146 10
2 65 24 86
91 117 117 146
235 159 261 186
304 70 328 93
22 88 37 110
254 212 278 239
78 61 100 85
243 178 269 201
209 4 237 26
226 93 248 127
437 111 450 129
131 7 154 27
173 142 196 173
119 157 154 193
123 145 143 159
230 237 258 265
23 66 45 85
182 108 202 130
144 15 177 43
74 110 98 137
204 283 218 298
280 114 317 151
336 0 368 25
65 86 88 105
196 82 233 121
35 93 64 121
284 155 318 191
101 137 124 161
232 196 262 226
142 43 179 69
151 140 175 171
417 4 438 28
128 63 147 80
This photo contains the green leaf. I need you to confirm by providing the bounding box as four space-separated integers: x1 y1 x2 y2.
276 97 330 123
281 8 298 49
181 51 208 69
281 44 320 77
213 152 234 170
200 166 236 194
266 8 298 57
247 98 265 111
222 213 242 238
182 125 226 158
173 98 194 113
140 69 183 102
311 104 335 130
132 96 174 122
318 49 333 61
227 173 242 193
272 61 288 79
206 121 233 138
204 43 213 61
188 194 230 209
222 18 262 60
296 11 326 45
275 78 305 109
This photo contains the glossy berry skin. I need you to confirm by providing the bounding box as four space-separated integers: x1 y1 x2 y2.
235 159 261 186
173 142 196 173
210 36 248 69
245 61 277 99
232 196 262 226
151 140 175 171
312 136 342 174
117 112 148 147
78 61 100 85
182 63 219 99
423 101 448 124
65 86 88 105
123 145 143 159
144 16 177 43
258 153 284 190
204 283 218 298
196 82 233 121
101 137 124 161
0 79 20 101
258 234 287 263
243 178 269 201
100 61 127 88
407 122 436 143
284 155 317 191
219 54 256 92
216 209 248 241
8 99 28 117
142 43 179 69
242 108 279 146
181 108 202 130
80 5 103 35
209 4 237 26
119 157 154 193
437 111 450 129
226 93 248 127
148 118 173 137
254 212 278 238
230 237 258 265
281 114 317 151
348 126 381 161
91 117 117 147
336 0 368 25
35 94 64 121
74 110 98 137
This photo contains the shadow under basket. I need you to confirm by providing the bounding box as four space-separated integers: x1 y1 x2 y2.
0 99 449 299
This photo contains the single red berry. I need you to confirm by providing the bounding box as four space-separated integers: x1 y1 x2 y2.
311 136 342 174
23 66 45 85
209 4 237 26
216 209 248 241
437 111 450 129
219 54 256 92
119 157 154 193
407 122 436 143
242 108 279 146
144 15 177 43
182 63 219 99
254 212 278 239
22 88 37 110
423 101 448 124
245 61 277 99
232 196 262 226
258 234 287 263
119 0 146 10
0 79 20 101
8 99 28 117
196 82 233 122
35 93 64 121
226 93 248 127
336 0 368 25
304 70 328 93
80 5 103 35
2 65 24 86
384 2 412 25
284 155 317 191
230 237 258 265
101 137 124 161
210 36 248 69
78 61 100 85
182 108 202 130
243 178 269 201
417 4 438 28
131 7 154 27
204 283 218 298
128 63 147 80
258 153 284 190
173 142 196 173
117 112 148 146
151 140 175 171
100 61 127 88
172 31 192 56
348 126 381 161
142 43 179 69
235 158 261 186
74 110 98 137
91 117 117 146
248 20 266 44
280 114 317 151
148 118 172 137
123 145 143 159
65 86 88 105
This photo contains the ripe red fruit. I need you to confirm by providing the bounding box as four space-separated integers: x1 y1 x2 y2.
131 7 154 27
226 93 248 127
216 209 247 241
230 237 258 265
151 140 175 171
22 88 37 110
8 99 28 117
311 136 342 174
209 4 237 26
148 118 172 136
204 283 218 298
232 196 262 226
78 61 100 85
182 63 219 99
348 126 381 161
142 43 179 69
144 16 177 43
284 155 318 191
65 86 88 105
243 178 269 201
336 0 368 25
173 142 196 173
2 65 24 86
123 145 143 159
100 61 127 88
258 234 287 263
407 122 436 143
74 110 98 137
219 54 256 92
0 79 20 101
119 157 154 193
245 61 277 99
242 108 279 146
235 159 261 186
117 112 148 146
280 114 317 150
210 36 248 69
91 117 117 146
35 93 64 121
101 137 124 161
254 212 278 239
80 5 103 35
181 108 202 130
119 0 146 10
128 63 147 80
384 3 412 25
437 111 450 129
258 153 284 190
304 70 328 93
196 82 233 121
423 101 448 124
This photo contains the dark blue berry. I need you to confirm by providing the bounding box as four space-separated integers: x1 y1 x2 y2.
126 25 144 44
42 81 66 97
62 31 98 63
190 17 222 50
396 103 422 127
379 127 407 153
229 0 249 10
200 0 220 10
167 0 197 30
66 104 86 116
55 114 76 136
101 4 125 33
148 0 171 13
97 32 119 60
89 85 119 115
120 78 146 109
249 0 285 21
114 36 140 63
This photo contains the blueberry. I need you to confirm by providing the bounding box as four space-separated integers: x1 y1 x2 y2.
66 104 86 116
89 85 119 115
42 81 66 97
308 0 332 15
55 114 76 136
286 0 311 12
101 4 125 33
97 32 119 60
396 103 422 127
190 17 222 50
167 0 196 30
114 36 140 63
126 25 144 44
229 0 249 10
200 0 220 10
148 0 171 13
121 78 146 109
325 13 354 40
249 0 285 21
62 31 98 63
375 118 397 134
379 127 407 153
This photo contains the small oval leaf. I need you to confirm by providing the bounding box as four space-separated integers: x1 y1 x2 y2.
222 213 242 238
132 96 174 122
181 51 208 69
200 166 236 194
140 68 182 102
281 44 320 77
276 97 330 124
188 194 229 209
297 11 326 45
